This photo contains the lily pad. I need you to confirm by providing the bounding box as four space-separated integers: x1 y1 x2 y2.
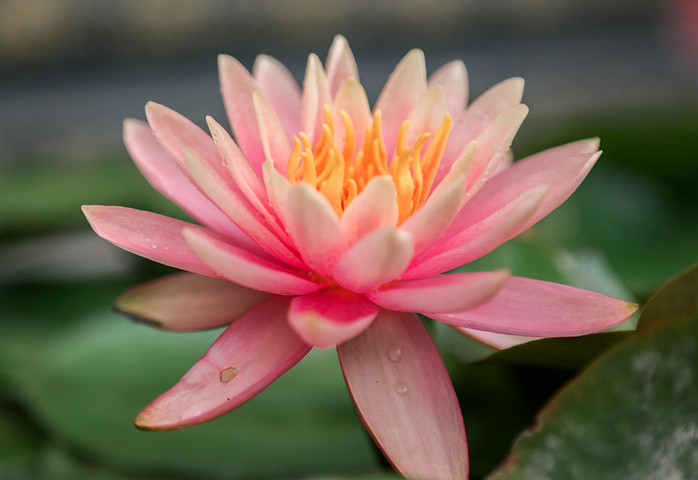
637 263 698 333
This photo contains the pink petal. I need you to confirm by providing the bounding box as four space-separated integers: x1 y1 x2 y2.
429 276 638 336
183 227 323 296
404 185 548 279
405 84 448 146
429 140 477 199
288 289 379 348
337 310 468 480
333 227 414 293
400 175 466 255
182 146 304 268
252 91 292 173
334 78 372 158
326 35 359 98
374 49 428 156
114 273 268 331
82 205 216 277
134 296 311 431
279 183 348 278
262 159 292 220
458 328 535 349
301 54 332 143
252 54 301 138
428 60 469 114
369 270 509 314
123 119 250 244
341 176 398 246
437 77 524 185
218 54 265 175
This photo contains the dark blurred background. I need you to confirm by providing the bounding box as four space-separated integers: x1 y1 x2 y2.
1 1 697 479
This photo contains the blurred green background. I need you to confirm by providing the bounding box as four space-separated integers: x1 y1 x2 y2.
1 1 697 479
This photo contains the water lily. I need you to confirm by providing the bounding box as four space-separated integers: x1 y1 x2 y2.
83 36 637 479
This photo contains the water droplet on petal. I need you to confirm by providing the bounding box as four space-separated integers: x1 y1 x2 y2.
151 244 157 249
388 345 403 362
395 381 408 396
220 367 239 383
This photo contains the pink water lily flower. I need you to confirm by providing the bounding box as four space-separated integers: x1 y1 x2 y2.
83 36 637 479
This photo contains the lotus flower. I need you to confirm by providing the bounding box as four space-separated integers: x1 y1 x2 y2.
83 36 637 479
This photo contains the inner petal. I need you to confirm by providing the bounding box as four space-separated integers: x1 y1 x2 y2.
287 105 451 223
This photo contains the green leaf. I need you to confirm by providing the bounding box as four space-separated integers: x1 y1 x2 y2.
11 311 378 479
488 315 698 480
637 263 698 333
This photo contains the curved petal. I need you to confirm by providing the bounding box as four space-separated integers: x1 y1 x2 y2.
134 296 311 431
341 175 398 245
429 276 639 336
183 228 323 296
428 60 468 115
337 310 468 480
405 185 548 279
253 91 292 173
83 205 216 277
334 78 372 157
405 84 448 146
288 289 378 348
326 34 359 98
123 119 250 244
457 328 535 349
437 77 524 185
374 49 427 156
218 54 265 175
369 270 509 314
333 227 414 293
279 183 348 278
114 273 268 331
252 54 301 138
301 54 332 144
182 146 303 268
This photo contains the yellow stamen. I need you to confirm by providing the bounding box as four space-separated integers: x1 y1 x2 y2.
286 104 451 223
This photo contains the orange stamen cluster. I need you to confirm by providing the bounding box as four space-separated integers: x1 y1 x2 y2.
287 105 451 224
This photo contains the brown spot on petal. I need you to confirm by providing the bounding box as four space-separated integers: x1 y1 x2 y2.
219 367 239 383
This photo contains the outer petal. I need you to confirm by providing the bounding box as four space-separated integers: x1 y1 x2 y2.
123 119 250 244
458 328 535 349
252 54 301 138
288 289 379 348
429 276 639 336
337 310 468 480
253 91 292 173
368 270 509 314
326 34 359 98
341 175 398 245
114 273 268 331
82 205 216 277
333 227 414 294
218 54 265 175
183 227 323 296
301 54 332 143
405 185 548 279
374 49 428 156
279 183 348 278
428 60 468 115
134 296 311 431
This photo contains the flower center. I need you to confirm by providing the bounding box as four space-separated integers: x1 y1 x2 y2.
287 106 452 224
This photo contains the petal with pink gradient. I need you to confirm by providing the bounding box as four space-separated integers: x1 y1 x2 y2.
369 270 509 314
134 296 311 431
253 91 292 173
326 35 359 98
429 276 638 336
301 54 332 143
428 60 469 115
252 54 301 138
114 273 268 331
83 205 217 277
218 54 265 174
429 140 477 199
279 183 348 278
288 289 379 348
458 328 536 350
334 78 372 156
183 227 323 296
333 227 414 293
123 119 251 244
337 310 468 480
374 49 428 154
341 175 398 245
405 185 548 279
405 84 448 145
